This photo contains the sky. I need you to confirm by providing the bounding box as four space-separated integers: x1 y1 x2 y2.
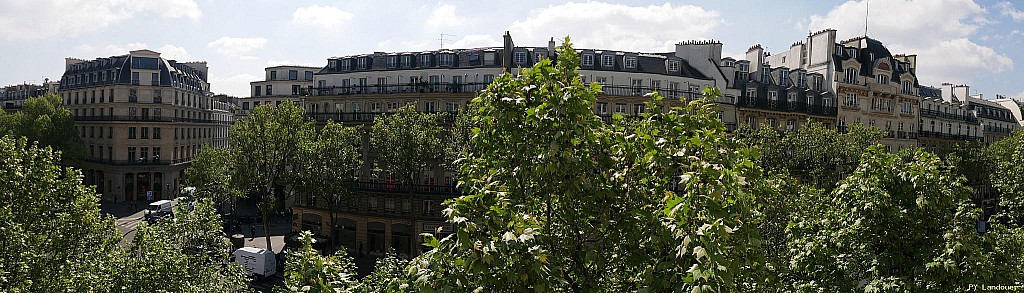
1 0 1023 99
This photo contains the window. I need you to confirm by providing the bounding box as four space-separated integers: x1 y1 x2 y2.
513 52 527 64
424 101 436 112
304 71 313 81
668 60 679 72
902 81 913 95
270 71 277 80
288 70 298 80
357 58 368 69
153 128 160 139
141 127 149 139
131 72 139 85
440 54 454 66
254 86 261 97
534 52 545 62
420 55 431 67
633 104 646 116
371 102 381 112
595 77 608 85
786 119 796 131
243 102 249 110
582 54 594 66
876 74 888 85
128 127 137 139
108 127 112 138
844 93 858 107
761 68 771 83
768 90 778 101
615 103 627 114
602 55 614 67
844 68 858 83
151 73 159 85
483 74 495 84
596 102 608 115
292 85 301 95
446 102 459 112
779 70 789 87
746 116 757 128
625 56 637 69
266 85 273 95
747 88 756 98
154 90 162 103
767 118 777 129
387 56 399 68
128 147 136 162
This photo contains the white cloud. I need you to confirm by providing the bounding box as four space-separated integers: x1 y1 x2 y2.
292 5 354 29
998 1 1024 21
209 73 260 97
156 45 192 61
448 34 501 49
807 0 1013 85
100 42 149 56
0 0 200 40
266 59 319 67
207 37 268 58
376 39 432 52
426 4 464 28
507 2 722 52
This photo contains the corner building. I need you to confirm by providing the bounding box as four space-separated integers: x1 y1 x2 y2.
288 33 741 258
59 49 232 202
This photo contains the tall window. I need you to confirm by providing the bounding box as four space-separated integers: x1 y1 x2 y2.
128 127 137 139
288 70 298 80
844 68 858 83
151 73 159 85
266 85 273 95
602 55 614 67
876 74 888 85
440 54 454 66
131 72 139 85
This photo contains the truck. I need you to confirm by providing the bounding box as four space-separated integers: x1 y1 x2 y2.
233 247 276 279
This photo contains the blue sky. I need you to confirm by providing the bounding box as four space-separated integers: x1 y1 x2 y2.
1 0 1022 99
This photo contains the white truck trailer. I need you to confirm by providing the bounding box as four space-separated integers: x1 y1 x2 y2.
232 247 276 278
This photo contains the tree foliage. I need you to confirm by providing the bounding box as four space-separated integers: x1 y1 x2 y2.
0 136 120 292
405 38 766 292
0 136 245 292
787 147 985 291
114 198 248 292
369 105 445 185
231 101 315 251
0 94 85 162
185 145 238 205
279 231 360 293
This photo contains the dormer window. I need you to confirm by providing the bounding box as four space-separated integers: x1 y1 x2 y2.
668 60 679 72
625 56 637 69
387 56 399 68
779 70 789 87
844 68 858 83
513 52 527 64
402 55 414 68
440 54 454 67
797 72 807 88
602 55 614 67
341 59 352 70
582 54 594 66
761 68 771 83
357 58 369 69
534 52 546 62
849 48 857 58
420 54 432 67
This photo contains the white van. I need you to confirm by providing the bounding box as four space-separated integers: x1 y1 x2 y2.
233 247 276 278
144 200 173 223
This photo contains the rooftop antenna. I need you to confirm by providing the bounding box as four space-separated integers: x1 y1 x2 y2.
439 33 456 49
864 0 869 37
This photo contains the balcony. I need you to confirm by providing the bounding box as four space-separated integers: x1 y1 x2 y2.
977 111 1018 123
75 115 233 125
737 96 837 116
355 181 461 196
920 109 978 123
83 158 187 166
303 111 459 124
983 125 1014 135
919 131 982 142
314 83 490 96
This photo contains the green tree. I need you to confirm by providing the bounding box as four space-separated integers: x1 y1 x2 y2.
369 105 445 255
184 145 238 208
295 120 363 245
0 136 120 292
279 231 359 293
113 198 248 292
408 38 766 292
356 253 411 293
788 147 984 291
0 94 85 162
231 102 315 252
